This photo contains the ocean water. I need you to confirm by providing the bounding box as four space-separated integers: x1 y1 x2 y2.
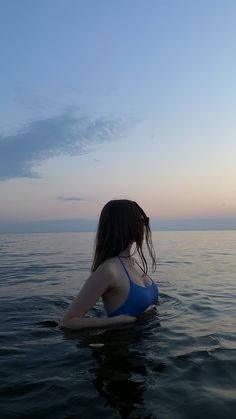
0 231 236 419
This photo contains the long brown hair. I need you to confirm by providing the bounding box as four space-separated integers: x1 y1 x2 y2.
91 200 156 273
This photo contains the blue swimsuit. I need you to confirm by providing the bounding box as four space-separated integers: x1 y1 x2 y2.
108 257 159 317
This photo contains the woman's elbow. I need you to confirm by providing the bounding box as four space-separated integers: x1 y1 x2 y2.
58 316 83 330
58 316 73 330
58 318 68 329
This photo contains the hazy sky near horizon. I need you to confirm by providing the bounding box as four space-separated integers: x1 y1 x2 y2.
1 0 236 224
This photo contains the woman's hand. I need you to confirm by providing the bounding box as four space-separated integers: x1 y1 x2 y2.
136 305 157 321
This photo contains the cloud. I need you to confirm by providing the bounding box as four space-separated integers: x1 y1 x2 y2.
0 109 126 181
57 196 85 202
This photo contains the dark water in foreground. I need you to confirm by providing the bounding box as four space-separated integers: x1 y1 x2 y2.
0 231 236 419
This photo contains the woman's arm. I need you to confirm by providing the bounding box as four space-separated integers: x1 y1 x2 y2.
59 314 136 330
59 264 136 330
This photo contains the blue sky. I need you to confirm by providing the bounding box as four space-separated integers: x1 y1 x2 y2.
0 0 236 231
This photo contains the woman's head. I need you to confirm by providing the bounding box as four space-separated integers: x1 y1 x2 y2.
91 199 156 273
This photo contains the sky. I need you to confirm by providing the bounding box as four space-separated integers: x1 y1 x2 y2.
0 0 236 232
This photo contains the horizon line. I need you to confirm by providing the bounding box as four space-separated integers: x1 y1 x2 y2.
0 217 236 234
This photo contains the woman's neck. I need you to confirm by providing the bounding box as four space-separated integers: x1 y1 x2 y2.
118 244 133 258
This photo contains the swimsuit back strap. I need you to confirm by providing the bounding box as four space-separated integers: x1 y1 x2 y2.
117 256 132 282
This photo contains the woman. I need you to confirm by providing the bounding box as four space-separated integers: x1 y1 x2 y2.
59 200 158 330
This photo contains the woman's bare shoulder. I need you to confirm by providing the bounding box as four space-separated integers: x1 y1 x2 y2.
95 257 118 275
92 257 119 286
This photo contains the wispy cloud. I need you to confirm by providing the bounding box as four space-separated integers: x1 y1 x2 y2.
57 196 85 202
0 109 127 181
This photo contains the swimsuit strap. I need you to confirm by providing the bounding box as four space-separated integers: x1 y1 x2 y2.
134 259 144 272
134 259 153 282
117 256 132 282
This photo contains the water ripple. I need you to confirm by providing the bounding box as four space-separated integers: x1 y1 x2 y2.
0 231 235 418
